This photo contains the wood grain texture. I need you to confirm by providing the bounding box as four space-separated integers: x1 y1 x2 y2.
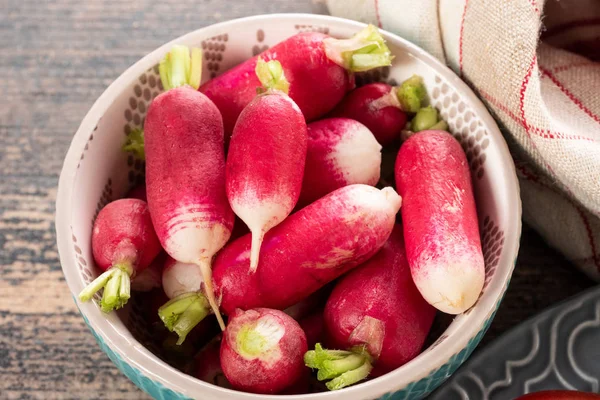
0 0 593 399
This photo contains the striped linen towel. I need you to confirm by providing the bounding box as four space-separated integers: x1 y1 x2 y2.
326 0 600 281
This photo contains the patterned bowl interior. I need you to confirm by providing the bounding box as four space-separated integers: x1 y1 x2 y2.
60 15 519 400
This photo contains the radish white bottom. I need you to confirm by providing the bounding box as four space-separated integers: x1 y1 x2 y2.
413 257 484 314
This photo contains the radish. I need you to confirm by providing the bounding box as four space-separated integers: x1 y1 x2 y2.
220 308 308 394
159 256 210 344
159 185 401 342
214 184 401 314
327 76 427 145
145 45 234 331
395 130 484 314
305 225 436 390
160 258 221 346
200 25 393 138
299 118 381 207
226 58 307 273
79 198 161 312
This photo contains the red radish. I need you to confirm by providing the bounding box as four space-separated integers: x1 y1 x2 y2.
195 336 317 394
200 25 392 139
159 185 401 340
220 308 308 394
161 256 204 300
226 58 307 273
126 184 147 202
159 257 223 346
196 337 232 389
395 130 484 314
328 76 427 145
145 45 234 331
299 118 381 207
214 184 401 315
130 251 165 292
159 256 210 344
329 83 404 145
78 198 161 312
306 225 435 390
515 391 600 400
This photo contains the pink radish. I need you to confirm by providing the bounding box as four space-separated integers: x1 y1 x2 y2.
145 45 234 331
159 185 401 342
214 184 401 314
226 58 307 273
220 308 308 394
306 224 436 390
159 256 210 344
79 198 161 312
200 25 392 139
395 130 484 314
328 76 427 145
298 118 381 207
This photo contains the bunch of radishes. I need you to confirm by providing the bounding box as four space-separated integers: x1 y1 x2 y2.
78 25 485 394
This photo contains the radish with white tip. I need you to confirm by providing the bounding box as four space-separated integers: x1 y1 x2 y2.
220 308 308 394
145 45 234 332
226 58 307 273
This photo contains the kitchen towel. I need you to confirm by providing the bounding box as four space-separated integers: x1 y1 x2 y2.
327 0 600 281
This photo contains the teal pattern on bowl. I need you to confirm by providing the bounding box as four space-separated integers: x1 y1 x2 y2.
77 292 507 400
78 305 193 400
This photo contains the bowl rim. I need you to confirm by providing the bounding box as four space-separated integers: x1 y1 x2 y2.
56 12 522 400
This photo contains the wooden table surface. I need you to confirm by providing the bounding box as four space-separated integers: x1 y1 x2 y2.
0 0 595 399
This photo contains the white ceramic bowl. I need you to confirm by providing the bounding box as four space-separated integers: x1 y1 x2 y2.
56 13 521 400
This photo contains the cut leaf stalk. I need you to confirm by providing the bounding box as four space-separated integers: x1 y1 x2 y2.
159 45 203 90
78 263 133 312
323 25 393 72
158 292 211 345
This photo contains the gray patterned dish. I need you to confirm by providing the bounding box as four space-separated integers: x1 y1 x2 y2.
55 13 521 400
430 285 600 400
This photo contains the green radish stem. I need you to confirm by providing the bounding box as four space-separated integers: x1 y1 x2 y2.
368 75 428 113
326 360 373 391
159 45 203 90
158 292 211 345
78 263 133 312
255 57 290 94
304 343 373 390
122 128 145 160
323 25 393 72
396 75 427 113
412 106 448 132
